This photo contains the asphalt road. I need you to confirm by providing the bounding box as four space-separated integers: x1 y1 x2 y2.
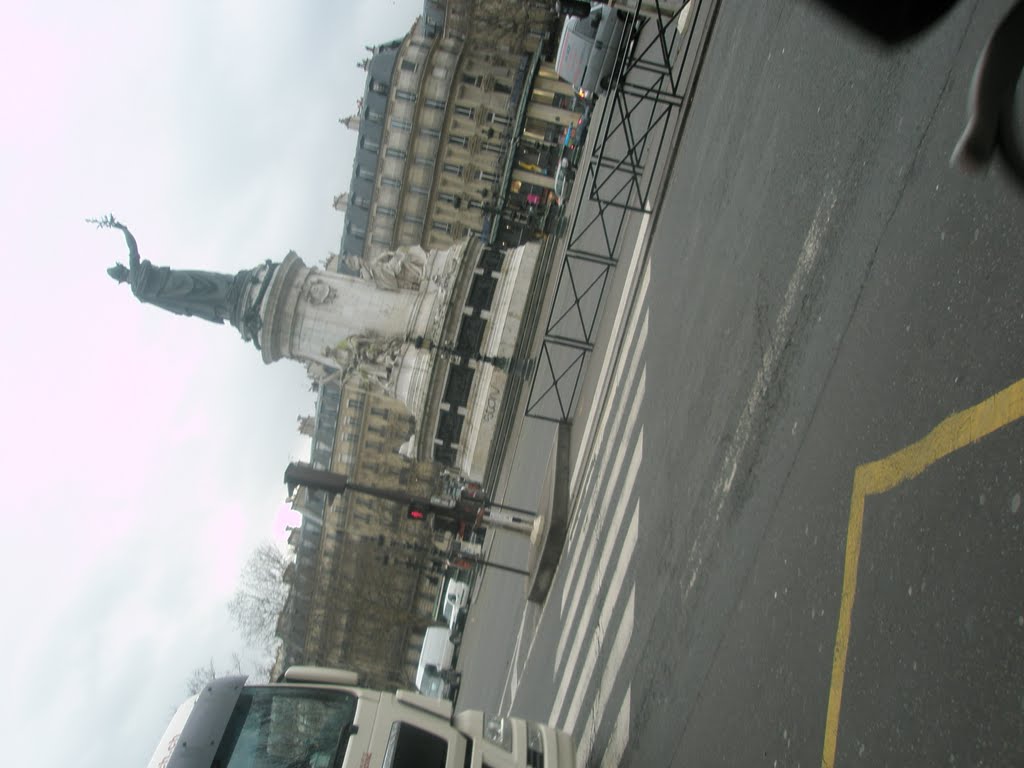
459 1 1024 765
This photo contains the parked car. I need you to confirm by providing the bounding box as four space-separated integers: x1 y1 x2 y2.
554 3 629 99
554 157 576 204
443 578 470 641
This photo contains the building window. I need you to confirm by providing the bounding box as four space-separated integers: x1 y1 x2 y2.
462 74 482 87
371 80 388 95
432 220 452 234
386 147 406 159
415 155 435 167
443 162 463 177
382 177 401 188
367 108 384 122
357 166 375 181
425 98 446 110
410 184 430 195
400 59 417 72
454 105 475 119
404 213 424 226
361 136 380 152
390 117 412 132
420 126 441 139
396 90 416 102
487 112 511 127
475 169 500 183
448 135 469 148
438 191 461 207
377 206 396 217
347 397 365 409
482 141 503 154
493 81 512 95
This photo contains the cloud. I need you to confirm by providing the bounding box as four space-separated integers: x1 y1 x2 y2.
0 1 428 766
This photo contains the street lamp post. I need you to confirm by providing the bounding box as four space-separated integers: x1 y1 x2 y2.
283 462 539 574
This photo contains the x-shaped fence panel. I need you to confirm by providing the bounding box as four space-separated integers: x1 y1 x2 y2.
526 0 709 423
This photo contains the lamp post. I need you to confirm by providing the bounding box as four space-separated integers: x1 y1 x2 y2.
284 462 538 571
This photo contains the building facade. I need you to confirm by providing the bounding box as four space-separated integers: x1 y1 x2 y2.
275 0 580 687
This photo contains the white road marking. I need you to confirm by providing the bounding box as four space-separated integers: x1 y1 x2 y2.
576 589 635 765
566 310 649 553
718 189 836 498
497 607 531 712
560 361 645 619
571 213 651 491
599 686 632 768
681 189 837 605
557 433 642 668
551 502 639 728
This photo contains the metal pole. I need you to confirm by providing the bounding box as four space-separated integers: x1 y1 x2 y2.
485 500 538 516
460 555 530 577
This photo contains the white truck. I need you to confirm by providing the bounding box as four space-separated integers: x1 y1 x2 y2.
554 3 629 99
148 665 575 768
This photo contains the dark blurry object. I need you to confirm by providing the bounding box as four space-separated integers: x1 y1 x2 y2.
820 0 1024 187
556 0 592 18
951 0 1024 185
816 0 960 42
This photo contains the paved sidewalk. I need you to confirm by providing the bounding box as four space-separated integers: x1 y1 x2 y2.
481 0 722 603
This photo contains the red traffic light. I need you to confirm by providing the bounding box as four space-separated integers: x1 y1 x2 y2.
407 504 427 521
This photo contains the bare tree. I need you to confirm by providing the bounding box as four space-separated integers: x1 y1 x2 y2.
183 653 264 695
228 542 292 651
184 654 246 695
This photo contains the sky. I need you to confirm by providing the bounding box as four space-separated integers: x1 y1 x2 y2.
0 2 424 765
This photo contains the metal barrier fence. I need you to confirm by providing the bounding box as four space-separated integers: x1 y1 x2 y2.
525 0 713 423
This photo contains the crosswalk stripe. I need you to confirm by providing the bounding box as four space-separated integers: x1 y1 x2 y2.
598 688 631 768
575 587 635 764
497 607 530 712
571 212 651 492
551 499 639 727
566 310 649 552
560 361 645 620
556 432 642 668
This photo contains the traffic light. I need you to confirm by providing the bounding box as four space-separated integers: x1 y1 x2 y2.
407 503 427 521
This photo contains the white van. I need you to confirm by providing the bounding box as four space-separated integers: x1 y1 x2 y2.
416 625 459 699
147 665 576 768
554 4 628 99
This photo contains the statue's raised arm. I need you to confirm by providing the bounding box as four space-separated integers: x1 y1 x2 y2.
90 214 140 282
92 213 256 326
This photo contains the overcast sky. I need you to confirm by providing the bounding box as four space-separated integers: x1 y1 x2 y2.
0 2 423 765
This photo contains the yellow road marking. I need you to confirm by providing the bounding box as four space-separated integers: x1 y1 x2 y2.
821 377 1024 768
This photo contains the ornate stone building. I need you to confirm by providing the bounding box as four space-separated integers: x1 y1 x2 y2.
274 380 445 689
334 0 572 263
274 0 580 687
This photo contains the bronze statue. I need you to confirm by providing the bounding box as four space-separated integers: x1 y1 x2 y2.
94 215 253 325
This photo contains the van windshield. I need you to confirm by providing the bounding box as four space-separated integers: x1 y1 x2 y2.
212 686 358 768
